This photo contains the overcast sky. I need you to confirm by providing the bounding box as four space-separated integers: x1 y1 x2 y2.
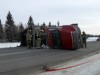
0 0 100 34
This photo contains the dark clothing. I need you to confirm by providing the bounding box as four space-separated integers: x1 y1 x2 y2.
20 32 27 46
82 33 87 48
41 35 46 45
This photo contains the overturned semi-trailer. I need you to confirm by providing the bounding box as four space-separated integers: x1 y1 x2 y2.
46 24 83 49
20 24 83 50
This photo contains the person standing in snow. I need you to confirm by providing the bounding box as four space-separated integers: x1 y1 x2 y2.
82 31 87 48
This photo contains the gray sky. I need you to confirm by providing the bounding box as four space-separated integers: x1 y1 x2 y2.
0 0 100 34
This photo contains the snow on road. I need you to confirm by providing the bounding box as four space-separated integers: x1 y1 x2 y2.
39 52 100 75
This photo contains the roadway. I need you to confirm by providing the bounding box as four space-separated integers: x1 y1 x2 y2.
0 41 100 75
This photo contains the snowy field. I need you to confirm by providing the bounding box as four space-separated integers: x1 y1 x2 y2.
0 37 98 48
86 37 98 42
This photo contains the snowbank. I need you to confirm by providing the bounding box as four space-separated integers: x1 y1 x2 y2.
87 37 98 42
0 42 20 48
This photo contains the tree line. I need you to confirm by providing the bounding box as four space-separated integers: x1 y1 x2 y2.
0 11 35 42
0 11 60 42
1 11 98 42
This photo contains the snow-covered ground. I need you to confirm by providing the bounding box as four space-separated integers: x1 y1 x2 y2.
0 37 98 48
86 37 98 42
0 42 20 48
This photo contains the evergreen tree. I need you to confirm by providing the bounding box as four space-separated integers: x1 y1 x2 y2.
43 22 46 27
41 22 46 30
27 16 34 31
14 25 19 41
0 19 4 42
18 23 24 41
57 21 60 26
19 23 24 33
49 21 51 27
5 11 17 42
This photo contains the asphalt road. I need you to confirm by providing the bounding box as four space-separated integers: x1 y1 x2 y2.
0 41 100 75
